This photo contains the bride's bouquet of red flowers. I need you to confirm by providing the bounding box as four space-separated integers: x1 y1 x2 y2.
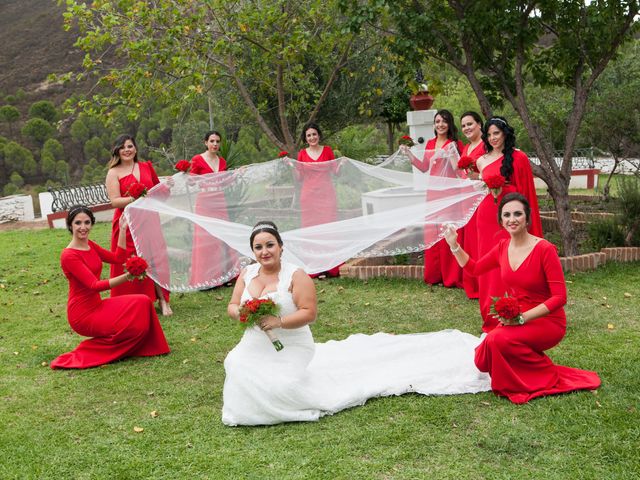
483 174 506 203
126 182 147 199
175 159 191 173
457 155 479 174
398 135 415 147
490 294 522 325
125 256 148 281
239 298 284 351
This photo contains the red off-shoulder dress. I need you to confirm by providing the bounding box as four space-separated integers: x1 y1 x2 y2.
189 154 233 287
412 137 464 286
465 238 600 403
459 141 486 299
297 146 340 277
476 150 542 331
51 241 170 369
110 161 170 302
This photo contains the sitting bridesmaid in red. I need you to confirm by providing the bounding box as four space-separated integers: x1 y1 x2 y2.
459 111 486 299
401 109 463 287
444 193 600 403
51 206 170 369
189 130 233 287
106 134 172 315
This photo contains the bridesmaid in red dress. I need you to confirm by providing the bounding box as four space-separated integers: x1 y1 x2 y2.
459 111 486 299
401 109 463 286
51 206 170 369
475 117 542 332
106 134 172 316
189 130 233 287
296 122 340 278
444 193 600 403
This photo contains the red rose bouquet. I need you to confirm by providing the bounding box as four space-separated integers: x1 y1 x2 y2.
125 256 148 281
278 151 289 158
457 155 479 174
175 160 190 173
490 294 522 325
483 174 506 203
398 135 415 147
126 182 147 199
239 298 284 351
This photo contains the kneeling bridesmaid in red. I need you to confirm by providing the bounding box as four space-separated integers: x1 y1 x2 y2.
51 206 170 369
444 193 600 403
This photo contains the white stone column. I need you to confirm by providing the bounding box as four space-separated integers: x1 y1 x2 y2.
406 109 436 190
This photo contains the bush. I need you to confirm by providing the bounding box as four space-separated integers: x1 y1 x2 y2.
585 218 625 251
28 101 59 123
2 183 19 196
616 175 640 246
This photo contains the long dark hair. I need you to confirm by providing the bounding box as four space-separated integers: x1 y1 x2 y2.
482 116 516 182
434 109 459 143
108 134 138 169
250 221 283 248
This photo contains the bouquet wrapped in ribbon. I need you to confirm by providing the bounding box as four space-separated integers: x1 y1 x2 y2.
175 160 191 173
490 294 523 325
125 256 148 281
239 298 284 351
126 182 147 199
483 174 506 203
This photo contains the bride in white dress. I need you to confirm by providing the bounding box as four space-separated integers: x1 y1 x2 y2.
222 221 490 426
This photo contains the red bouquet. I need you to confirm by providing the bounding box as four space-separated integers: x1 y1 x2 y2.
125 256 148 281
278 151 289 158
126 182 147 199
490 294 522 325
398 135 415 147
175 160 190 173
483 174 506 203
457 155 478 173
239 298 284 351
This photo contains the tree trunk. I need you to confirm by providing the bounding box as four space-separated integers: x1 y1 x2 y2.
386 122 395 154
545 174 578 256
602 157 620 202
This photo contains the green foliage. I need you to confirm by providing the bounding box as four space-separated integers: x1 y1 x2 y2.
42 138 65 161
83 136 109 163
9 171 24 187
616 175 640 246
2 182 18 196
81 158 106 184
0 105 20 123
28 100 59 123
333 124 386 160
585 218 625 251
20 118 54 145
3 141 34 175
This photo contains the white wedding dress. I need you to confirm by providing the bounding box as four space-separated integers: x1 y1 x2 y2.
222 262 491 426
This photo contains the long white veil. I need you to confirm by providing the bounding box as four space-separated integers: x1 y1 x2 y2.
125 144 487 291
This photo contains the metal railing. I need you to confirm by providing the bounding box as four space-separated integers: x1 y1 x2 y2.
49 183 110 213
527 148 595 169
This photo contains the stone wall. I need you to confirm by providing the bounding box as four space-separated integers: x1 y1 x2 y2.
0 195 35 223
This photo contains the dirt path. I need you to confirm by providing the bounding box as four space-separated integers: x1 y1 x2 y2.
0 219 49 232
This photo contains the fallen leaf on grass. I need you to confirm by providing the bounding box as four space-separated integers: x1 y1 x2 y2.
607 323 614 330
595 401 602 408
182 359 189 364
480 401 491 406
41 361 48 367
133 426 144 433
364 302 370 306
337 286 344 292
216 295 223 301
13 352 18 355
190 337 197 342
31 345 38 350
318 289 326 294
624 292 632 298
150 411 158 418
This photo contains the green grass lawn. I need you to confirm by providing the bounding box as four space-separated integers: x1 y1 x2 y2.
1 224 639 479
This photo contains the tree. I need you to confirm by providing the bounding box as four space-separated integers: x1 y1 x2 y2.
581 40 640 200
3 141 34 176
0 105 20 136
9 172 24 188
347 0 639 255
21 118 54 146
63 0 390 153
28 101 59 123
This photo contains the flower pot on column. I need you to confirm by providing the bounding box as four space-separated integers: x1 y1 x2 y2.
409 92 434 111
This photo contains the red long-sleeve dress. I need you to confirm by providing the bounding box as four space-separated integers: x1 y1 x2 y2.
189 154 233 287
51 241 170 369
460 142 486 299
110 161 170 301
412 138 464 286
476 150 542 331
464 238 600 403
297 146 340 277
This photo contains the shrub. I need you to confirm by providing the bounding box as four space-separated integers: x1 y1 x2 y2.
585 218 625 251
